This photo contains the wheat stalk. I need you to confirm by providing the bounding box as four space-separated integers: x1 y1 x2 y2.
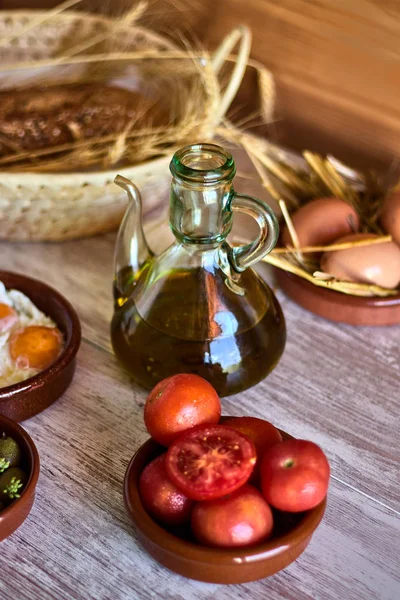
273 234 393 254
260 253 398 297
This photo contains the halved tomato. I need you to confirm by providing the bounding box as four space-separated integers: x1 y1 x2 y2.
166 424 256 501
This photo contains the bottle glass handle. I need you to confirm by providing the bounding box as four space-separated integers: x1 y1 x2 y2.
227 192 279 272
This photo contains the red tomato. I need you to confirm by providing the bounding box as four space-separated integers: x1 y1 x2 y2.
224 416 282 480
144 374 221 446
139 454 194 526
166 424 256 501
9 326 63 370
0 303 18 333
191 484 274 548
260 439 330 512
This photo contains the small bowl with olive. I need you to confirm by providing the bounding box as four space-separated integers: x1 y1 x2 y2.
0 414 40 541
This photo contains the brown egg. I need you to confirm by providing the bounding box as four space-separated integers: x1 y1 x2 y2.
320 233 400 289
381 190 400 245
282 197 359 248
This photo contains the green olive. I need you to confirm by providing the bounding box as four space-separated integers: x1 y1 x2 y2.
0 436 21 469
0 467 27 504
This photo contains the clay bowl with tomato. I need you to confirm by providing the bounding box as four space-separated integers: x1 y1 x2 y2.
124 375 328 585
0 271 81 421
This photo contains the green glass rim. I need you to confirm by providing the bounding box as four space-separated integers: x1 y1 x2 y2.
170 143 236 183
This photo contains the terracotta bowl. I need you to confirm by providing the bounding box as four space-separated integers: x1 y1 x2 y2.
0 271 81 421
124 430 327 584
0 414 40 541
275 269 400 326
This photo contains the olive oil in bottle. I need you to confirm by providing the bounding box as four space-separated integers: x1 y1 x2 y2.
111 263 285 397
111 143 286 397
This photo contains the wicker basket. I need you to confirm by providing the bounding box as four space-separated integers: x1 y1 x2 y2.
0 11 252 241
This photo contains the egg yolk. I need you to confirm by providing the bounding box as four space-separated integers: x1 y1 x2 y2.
9 325 63 370
0 303 18 333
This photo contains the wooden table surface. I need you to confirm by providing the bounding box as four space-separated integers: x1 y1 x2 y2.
0 224 399 600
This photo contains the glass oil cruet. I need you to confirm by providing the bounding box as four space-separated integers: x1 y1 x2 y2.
111 143 286 397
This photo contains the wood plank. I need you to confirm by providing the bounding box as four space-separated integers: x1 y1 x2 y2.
0 3 398 597
194 0 400 168
1 224 398 510
267 76 400 170
0 340 397 600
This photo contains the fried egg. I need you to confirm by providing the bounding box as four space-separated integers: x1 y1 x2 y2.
0 281 56 388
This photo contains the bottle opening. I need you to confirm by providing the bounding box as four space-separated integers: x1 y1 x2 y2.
181 149 227 170
170 143 235 184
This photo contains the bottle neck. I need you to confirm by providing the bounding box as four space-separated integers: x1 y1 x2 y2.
169 178 234 245
169 143 236 245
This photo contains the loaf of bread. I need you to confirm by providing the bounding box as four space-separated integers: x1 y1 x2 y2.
0 84 165 157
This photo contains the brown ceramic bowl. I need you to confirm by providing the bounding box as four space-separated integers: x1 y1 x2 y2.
0 271 81 421
276 269 400 326
124 429 327 584
0 414 40 541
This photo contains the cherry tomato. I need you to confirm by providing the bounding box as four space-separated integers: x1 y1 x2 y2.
166 424 256 501
144 374 221 446
260 439 330 512
139 454 194 526
224 416 282 480
0 303 18 333
191 484 274 548
9 325 63 370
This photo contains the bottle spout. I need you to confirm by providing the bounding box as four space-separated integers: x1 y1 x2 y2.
114 175 152 297
115 175 140 206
